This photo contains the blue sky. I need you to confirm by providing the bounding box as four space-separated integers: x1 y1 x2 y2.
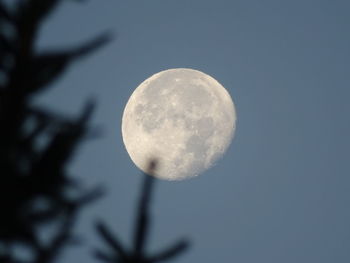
36 0 350 262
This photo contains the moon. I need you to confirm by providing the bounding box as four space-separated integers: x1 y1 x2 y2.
122 68 236 180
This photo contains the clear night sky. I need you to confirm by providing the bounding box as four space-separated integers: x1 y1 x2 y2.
35 0 350 262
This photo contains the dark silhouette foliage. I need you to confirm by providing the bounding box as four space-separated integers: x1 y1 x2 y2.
0 1 190 263
94 161 190 263
0 0 109 262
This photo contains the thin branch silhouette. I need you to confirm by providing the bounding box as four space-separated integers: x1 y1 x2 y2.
94 160 190 263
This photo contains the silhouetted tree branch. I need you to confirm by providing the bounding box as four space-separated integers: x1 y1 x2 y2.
94 161 190 263
0 0 110 262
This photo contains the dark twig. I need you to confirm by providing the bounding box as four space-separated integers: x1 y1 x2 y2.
94 160 190 263
95 222 129 262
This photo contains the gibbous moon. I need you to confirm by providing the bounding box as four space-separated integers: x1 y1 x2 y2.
122 68 236 180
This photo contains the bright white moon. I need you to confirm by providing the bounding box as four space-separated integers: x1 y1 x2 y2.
122 68 236 180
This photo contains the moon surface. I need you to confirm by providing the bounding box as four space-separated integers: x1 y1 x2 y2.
122 68 236 180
